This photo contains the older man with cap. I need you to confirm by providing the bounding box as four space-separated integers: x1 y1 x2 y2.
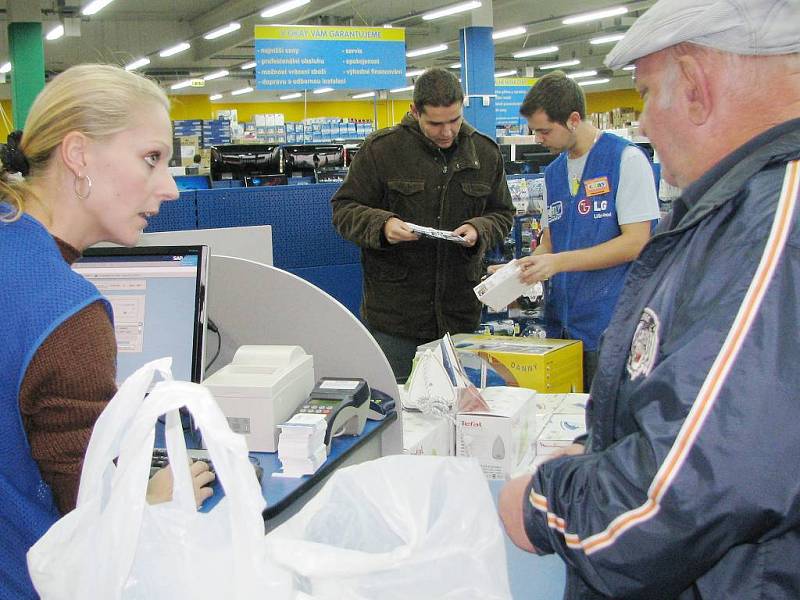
498 0 800 597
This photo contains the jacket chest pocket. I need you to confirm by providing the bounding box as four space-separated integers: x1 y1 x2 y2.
459 181 492 215
387 179 426 217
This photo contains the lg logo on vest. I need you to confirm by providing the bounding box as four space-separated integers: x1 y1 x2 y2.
577 197 612 219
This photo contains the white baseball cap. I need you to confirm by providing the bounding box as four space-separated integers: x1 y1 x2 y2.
605 0 800 70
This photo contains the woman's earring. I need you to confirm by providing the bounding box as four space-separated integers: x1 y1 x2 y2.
74 173 92 201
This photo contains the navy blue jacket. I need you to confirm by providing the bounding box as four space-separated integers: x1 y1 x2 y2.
523 119 800 598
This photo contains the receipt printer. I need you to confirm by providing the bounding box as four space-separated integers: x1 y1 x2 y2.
202 345 314 452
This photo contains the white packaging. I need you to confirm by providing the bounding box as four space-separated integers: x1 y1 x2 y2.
456 386 537 480
536 412 587 457
473 259 543 312
556 393 590 414
402 411 454 456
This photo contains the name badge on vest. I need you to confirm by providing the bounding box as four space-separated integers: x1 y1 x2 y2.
584 176 610 197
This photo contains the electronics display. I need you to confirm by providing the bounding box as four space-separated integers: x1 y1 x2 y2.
244 175 288 187
282 144 345 177
173 174 211 191
295 377 370 452
210 144 283 181
73 245 209 384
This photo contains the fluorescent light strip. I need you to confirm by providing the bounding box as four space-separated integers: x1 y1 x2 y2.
406 44 448 58
204 22 241 40
46 25 64 41
0 62 11 74
203 70 229 81
261 0 310 18
352 91 375 99
563 6 627 25
231 86 254 95
82 0 115 16
578 78 610 86
406 68 425 78
422 1 482 21
280 92 302 100
449 63 461 69
512 45 558 59
124 57 150 71
590 33 625 45
159 42 191 58
390 85 415 93
313 87 334 94
492 26 526 41
566 70 598 79
209 94 223 101
494 70 517 78
539 59 580 70
170 80 193 90
240 61 257 70
622 65 636 71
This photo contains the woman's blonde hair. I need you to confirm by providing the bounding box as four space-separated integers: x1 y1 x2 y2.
0 63 169 221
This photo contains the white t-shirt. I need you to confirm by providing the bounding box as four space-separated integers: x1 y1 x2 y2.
540 144 661 228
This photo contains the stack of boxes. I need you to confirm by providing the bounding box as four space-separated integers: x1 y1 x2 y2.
172 119 203 167
202 118 232 148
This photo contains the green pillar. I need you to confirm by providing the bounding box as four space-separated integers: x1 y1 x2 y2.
8 22 45 129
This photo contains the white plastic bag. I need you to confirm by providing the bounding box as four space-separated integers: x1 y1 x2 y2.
27 358 293 600
264 455 512 600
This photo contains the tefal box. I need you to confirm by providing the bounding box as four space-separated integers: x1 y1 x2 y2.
450 334 584 393
456 386 537 480
402 411 454 457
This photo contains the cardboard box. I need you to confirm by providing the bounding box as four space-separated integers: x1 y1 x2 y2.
456 386 537 480
536 412 587 457
402 411 454 456
451 334 583 393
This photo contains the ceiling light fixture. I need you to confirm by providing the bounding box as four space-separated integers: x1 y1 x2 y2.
240 61 257 70
261 0 311 19
494 69 517 78
449 63 461 69
539 59 580 70
46 25 64 41
563 6 627 25
352 91 376 99
159 42 191 58
313 87 334 94
0 62 11 74
170 80 193 90
622 64 636 71
578 78 611 86
566 70 598 79
210 94 223 101
406 44 447 58
204 22 241 40
512 45 558 59
590 33 626 45
82 0 115 16
422 1 482 21
231 86 254 95
280 92 302 100
124 57 150 71
406 68 424 77
390 85 414 93
492 26 526 41
203 70 229 81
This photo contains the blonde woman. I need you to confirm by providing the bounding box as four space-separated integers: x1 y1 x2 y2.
0 64 213 598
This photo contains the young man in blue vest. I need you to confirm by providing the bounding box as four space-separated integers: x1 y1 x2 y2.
517 72 660 391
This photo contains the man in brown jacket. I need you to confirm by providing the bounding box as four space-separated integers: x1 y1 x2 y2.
332 68 514 382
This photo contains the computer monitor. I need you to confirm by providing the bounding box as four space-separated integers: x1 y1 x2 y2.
210 144 283 181
72 245 209 384
282 144 345 177
173 174 212 191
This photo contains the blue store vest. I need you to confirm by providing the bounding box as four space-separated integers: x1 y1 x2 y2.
0 207 111 599
544 133 642 351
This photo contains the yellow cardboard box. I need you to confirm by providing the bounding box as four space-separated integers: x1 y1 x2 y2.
451 334 583 393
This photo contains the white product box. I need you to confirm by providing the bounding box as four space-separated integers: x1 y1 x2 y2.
402 411 454 457
456 386 537 480
473 259 543 312
536 412 587 457
556 393 589 414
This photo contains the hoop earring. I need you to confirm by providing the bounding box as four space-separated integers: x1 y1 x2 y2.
74 174 92 201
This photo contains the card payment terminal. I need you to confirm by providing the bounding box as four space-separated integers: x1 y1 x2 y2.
296 378 370 453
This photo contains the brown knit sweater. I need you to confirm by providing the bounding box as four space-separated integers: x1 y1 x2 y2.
18 237 118 515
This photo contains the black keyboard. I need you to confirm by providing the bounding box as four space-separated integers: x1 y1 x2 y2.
150 447 264 483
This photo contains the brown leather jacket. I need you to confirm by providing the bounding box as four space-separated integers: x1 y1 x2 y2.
331 112 513 339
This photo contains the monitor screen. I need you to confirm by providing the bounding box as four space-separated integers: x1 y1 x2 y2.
282 144 344 175
210 144 283 181
174 174 211 191
72 245 209 384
